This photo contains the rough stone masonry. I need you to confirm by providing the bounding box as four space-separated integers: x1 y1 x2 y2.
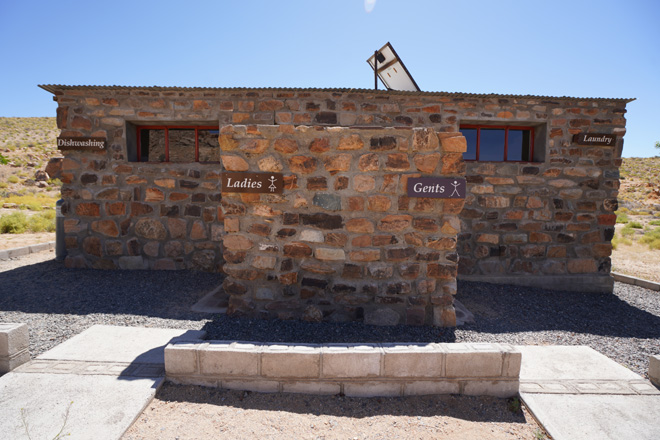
218 125 465 326
39 85 632 325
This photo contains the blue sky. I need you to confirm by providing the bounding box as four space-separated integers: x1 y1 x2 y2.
0 0 658 157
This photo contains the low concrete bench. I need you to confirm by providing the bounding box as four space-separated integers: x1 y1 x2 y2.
165 341 520 397
0 323 30 373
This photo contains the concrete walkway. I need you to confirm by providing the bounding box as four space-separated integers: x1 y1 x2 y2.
2 326 659 439
518 346 660 440
0 325 205 440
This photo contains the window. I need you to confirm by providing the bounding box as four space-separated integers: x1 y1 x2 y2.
460 125 534 162
136 126 219 162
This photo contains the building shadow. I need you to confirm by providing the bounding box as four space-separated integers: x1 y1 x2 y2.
2 259 659 342
0 259 224 320
154 382 528 423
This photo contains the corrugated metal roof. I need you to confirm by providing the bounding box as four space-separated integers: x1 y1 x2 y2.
37 84 635 103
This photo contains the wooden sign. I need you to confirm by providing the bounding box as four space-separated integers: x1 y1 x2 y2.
57 137 107 151
221 172 284 194
407 177 466 199
573 133 617 146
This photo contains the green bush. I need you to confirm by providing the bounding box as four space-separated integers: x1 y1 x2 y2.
25 202 42 211
0 212 27 233
0 211 55 233
639 228 660 250
615 212 630 224
27 211 55 232
7 175 19 184
621 224 636 237
612 234 632 249
650 220 660 226
628 221 643 229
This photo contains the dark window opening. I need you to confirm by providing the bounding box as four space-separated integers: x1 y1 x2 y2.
136 126 219 163
460 125 534 162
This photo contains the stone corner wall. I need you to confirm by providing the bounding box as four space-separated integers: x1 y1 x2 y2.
46 87 630 299
219 125 466 326
456 100 627 293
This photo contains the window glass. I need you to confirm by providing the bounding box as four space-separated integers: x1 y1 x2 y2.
198 129 220 162
141 129 166 162
508 129 523 161
521 130 531 161
479 129 505 161
461 128 477 161
168 129 196 162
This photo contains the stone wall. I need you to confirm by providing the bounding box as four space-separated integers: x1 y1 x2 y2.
44 85 630 296
58 155 224 271
219 125 465 326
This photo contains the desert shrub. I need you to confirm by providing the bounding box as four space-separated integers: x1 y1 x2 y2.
615 212 629 224
26 202 42 211
0 182 7 189
27 211 55 232
0 210 55 233
0 194 57 209
612 234 632 249
628 221 643 229
7 175 19 184
621 224 636 237
0 212 27 233
639 228 660 250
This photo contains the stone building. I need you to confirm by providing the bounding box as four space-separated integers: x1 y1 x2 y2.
39 84 632 325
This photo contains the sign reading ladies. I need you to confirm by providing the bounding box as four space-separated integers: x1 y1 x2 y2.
221 172 284 194
407 177 466 199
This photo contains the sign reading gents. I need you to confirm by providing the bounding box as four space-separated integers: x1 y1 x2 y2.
407 177 466 199
221 172 284 194
573 133 617 146
57 137 107 151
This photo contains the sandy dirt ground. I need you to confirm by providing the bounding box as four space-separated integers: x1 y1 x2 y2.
122 383 546 440
611 241 660 283
0 231 54 250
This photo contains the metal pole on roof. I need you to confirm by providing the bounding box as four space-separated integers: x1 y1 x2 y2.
374 51 378 90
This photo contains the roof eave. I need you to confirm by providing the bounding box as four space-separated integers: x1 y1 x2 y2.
37 84 636 103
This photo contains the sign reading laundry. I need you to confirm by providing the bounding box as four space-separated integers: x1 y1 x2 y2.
221 172 284 194
57 137 107 151
573 133 617 146
407 177 466 199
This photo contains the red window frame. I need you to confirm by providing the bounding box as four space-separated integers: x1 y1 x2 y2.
460 125 535 162
136 125 219 163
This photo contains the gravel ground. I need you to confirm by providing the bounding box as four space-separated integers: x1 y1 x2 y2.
1 251 659 379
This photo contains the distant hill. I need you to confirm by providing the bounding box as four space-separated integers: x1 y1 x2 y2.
0 117 60 197
619 157 660 211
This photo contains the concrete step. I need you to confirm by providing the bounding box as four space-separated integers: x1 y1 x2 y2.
0 325 205 440
517 345 660 440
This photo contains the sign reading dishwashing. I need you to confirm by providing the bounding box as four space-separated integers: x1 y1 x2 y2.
573 133 617 146
221 172 284 194
57 137 107 151
407 177 466 199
